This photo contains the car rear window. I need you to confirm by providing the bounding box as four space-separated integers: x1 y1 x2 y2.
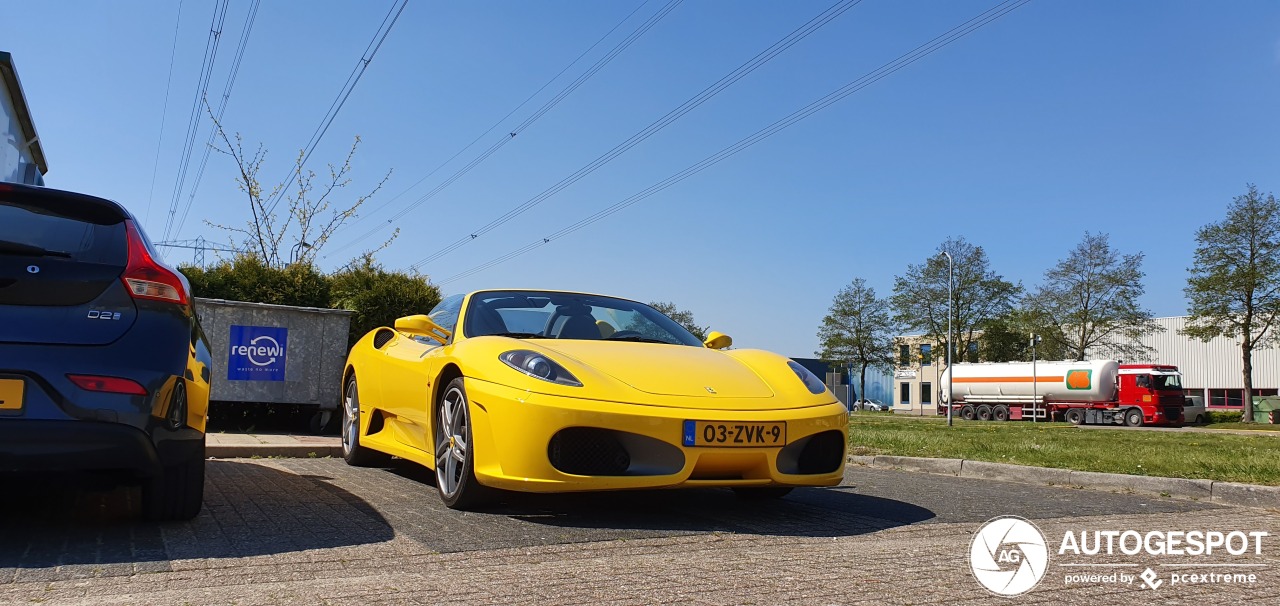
0 202 127 265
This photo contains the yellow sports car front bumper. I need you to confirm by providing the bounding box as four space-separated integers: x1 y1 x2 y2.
464 378 849 493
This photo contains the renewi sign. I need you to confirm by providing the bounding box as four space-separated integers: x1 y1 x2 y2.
227 325 288 382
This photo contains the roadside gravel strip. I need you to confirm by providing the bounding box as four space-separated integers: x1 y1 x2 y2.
849 455 1280 510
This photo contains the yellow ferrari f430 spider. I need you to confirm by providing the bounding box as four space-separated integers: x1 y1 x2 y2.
340 290 848 509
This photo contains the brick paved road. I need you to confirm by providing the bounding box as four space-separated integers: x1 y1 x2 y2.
1 459 1275 605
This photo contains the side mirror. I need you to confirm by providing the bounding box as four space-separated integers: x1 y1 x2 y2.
704 331 732 350
394 315 451 344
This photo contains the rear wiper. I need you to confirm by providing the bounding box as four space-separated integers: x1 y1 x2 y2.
604 335 671 344
487 332 545 339
0 240 72 258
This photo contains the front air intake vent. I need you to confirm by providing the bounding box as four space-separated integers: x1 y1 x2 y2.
777 430 846 475
548 428 631 476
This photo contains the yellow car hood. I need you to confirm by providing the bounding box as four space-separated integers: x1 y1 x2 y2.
534 341 776 399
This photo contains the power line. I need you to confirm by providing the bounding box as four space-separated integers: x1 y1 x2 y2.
325 0 672 258
261 0 409 220
162 0 230 242
143 0 185 232
435 0 1033 286
171 0 262 239
407 0 862 273
155 238 247 267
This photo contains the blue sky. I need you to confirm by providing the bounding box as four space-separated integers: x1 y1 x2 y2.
5 1 1279 357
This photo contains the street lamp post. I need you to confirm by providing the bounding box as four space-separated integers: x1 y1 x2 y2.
940 251 954 427
289 241 312 265
1030 333 1042 423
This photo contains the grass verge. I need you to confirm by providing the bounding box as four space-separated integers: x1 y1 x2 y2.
848 412 1280 485
1202 422 1280 432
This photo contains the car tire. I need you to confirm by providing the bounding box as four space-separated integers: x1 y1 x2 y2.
342 376 392 467
1064 409 1085 426
435 377 489 510
308 409 335 435
732 487 794 500
960 405 975 421
976 405 993 421
993 405 1009 422
142 438 205 522
1196 414 1206 424
1124 409 1144 427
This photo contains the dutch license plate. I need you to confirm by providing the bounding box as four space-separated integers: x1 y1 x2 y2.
0 378 24 411
683 420 785 447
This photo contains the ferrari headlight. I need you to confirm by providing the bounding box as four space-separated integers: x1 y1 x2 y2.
787 360 827 395
500 350 583 387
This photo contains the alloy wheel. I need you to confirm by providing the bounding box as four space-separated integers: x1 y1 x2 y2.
342 380 358 455
436 386 469 498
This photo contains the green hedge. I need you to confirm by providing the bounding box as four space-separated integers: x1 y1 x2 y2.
180 254 441 346
1207 410 1244 423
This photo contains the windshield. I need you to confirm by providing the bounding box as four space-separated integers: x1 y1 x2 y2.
1152 374 1182 390
462 290 704 346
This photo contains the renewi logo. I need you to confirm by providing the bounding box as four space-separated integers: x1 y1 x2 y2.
233 335 285 367
227 325 289 382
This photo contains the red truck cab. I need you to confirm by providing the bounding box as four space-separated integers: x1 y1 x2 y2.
1117 364 1185 425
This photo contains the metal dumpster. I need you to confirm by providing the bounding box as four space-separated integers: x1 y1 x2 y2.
1253 396 1280 424
195 298 353 430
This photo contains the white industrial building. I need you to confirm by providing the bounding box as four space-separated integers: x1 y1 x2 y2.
891 315 1277 415
1127 315 1278 407
1 51 47 185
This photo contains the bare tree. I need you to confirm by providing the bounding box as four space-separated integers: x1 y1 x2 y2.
1183 185 1280 422
206 108 395 268
1025 232 1160 361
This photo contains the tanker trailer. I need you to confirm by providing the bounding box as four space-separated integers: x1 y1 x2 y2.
939 361 1183 426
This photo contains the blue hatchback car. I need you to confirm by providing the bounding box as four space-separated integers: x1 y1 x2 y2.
0 182 211 521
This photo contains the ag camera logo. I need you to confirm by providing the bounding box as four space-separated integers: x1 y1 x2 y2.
970 516 1049 597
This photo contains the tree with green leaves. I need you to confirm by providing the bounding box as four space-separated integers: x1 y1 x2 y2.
816 278 895 405
1183 185 1280 423
891 236 1021 362
647 301 708 341
1025 232 1159 361
330 254 442 346
978 310 1066 362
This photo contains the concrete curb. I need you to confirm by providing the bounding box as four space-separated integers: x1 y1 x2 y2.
1066 470 1213 500
847 455 1278 510
871 455 962 476
958 459 1074 486
208 444 344 459
1211 482 1280 508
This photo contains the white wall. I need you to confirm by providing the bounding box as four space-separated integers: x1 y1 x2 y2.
0 82 21 182
0 73 39 184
